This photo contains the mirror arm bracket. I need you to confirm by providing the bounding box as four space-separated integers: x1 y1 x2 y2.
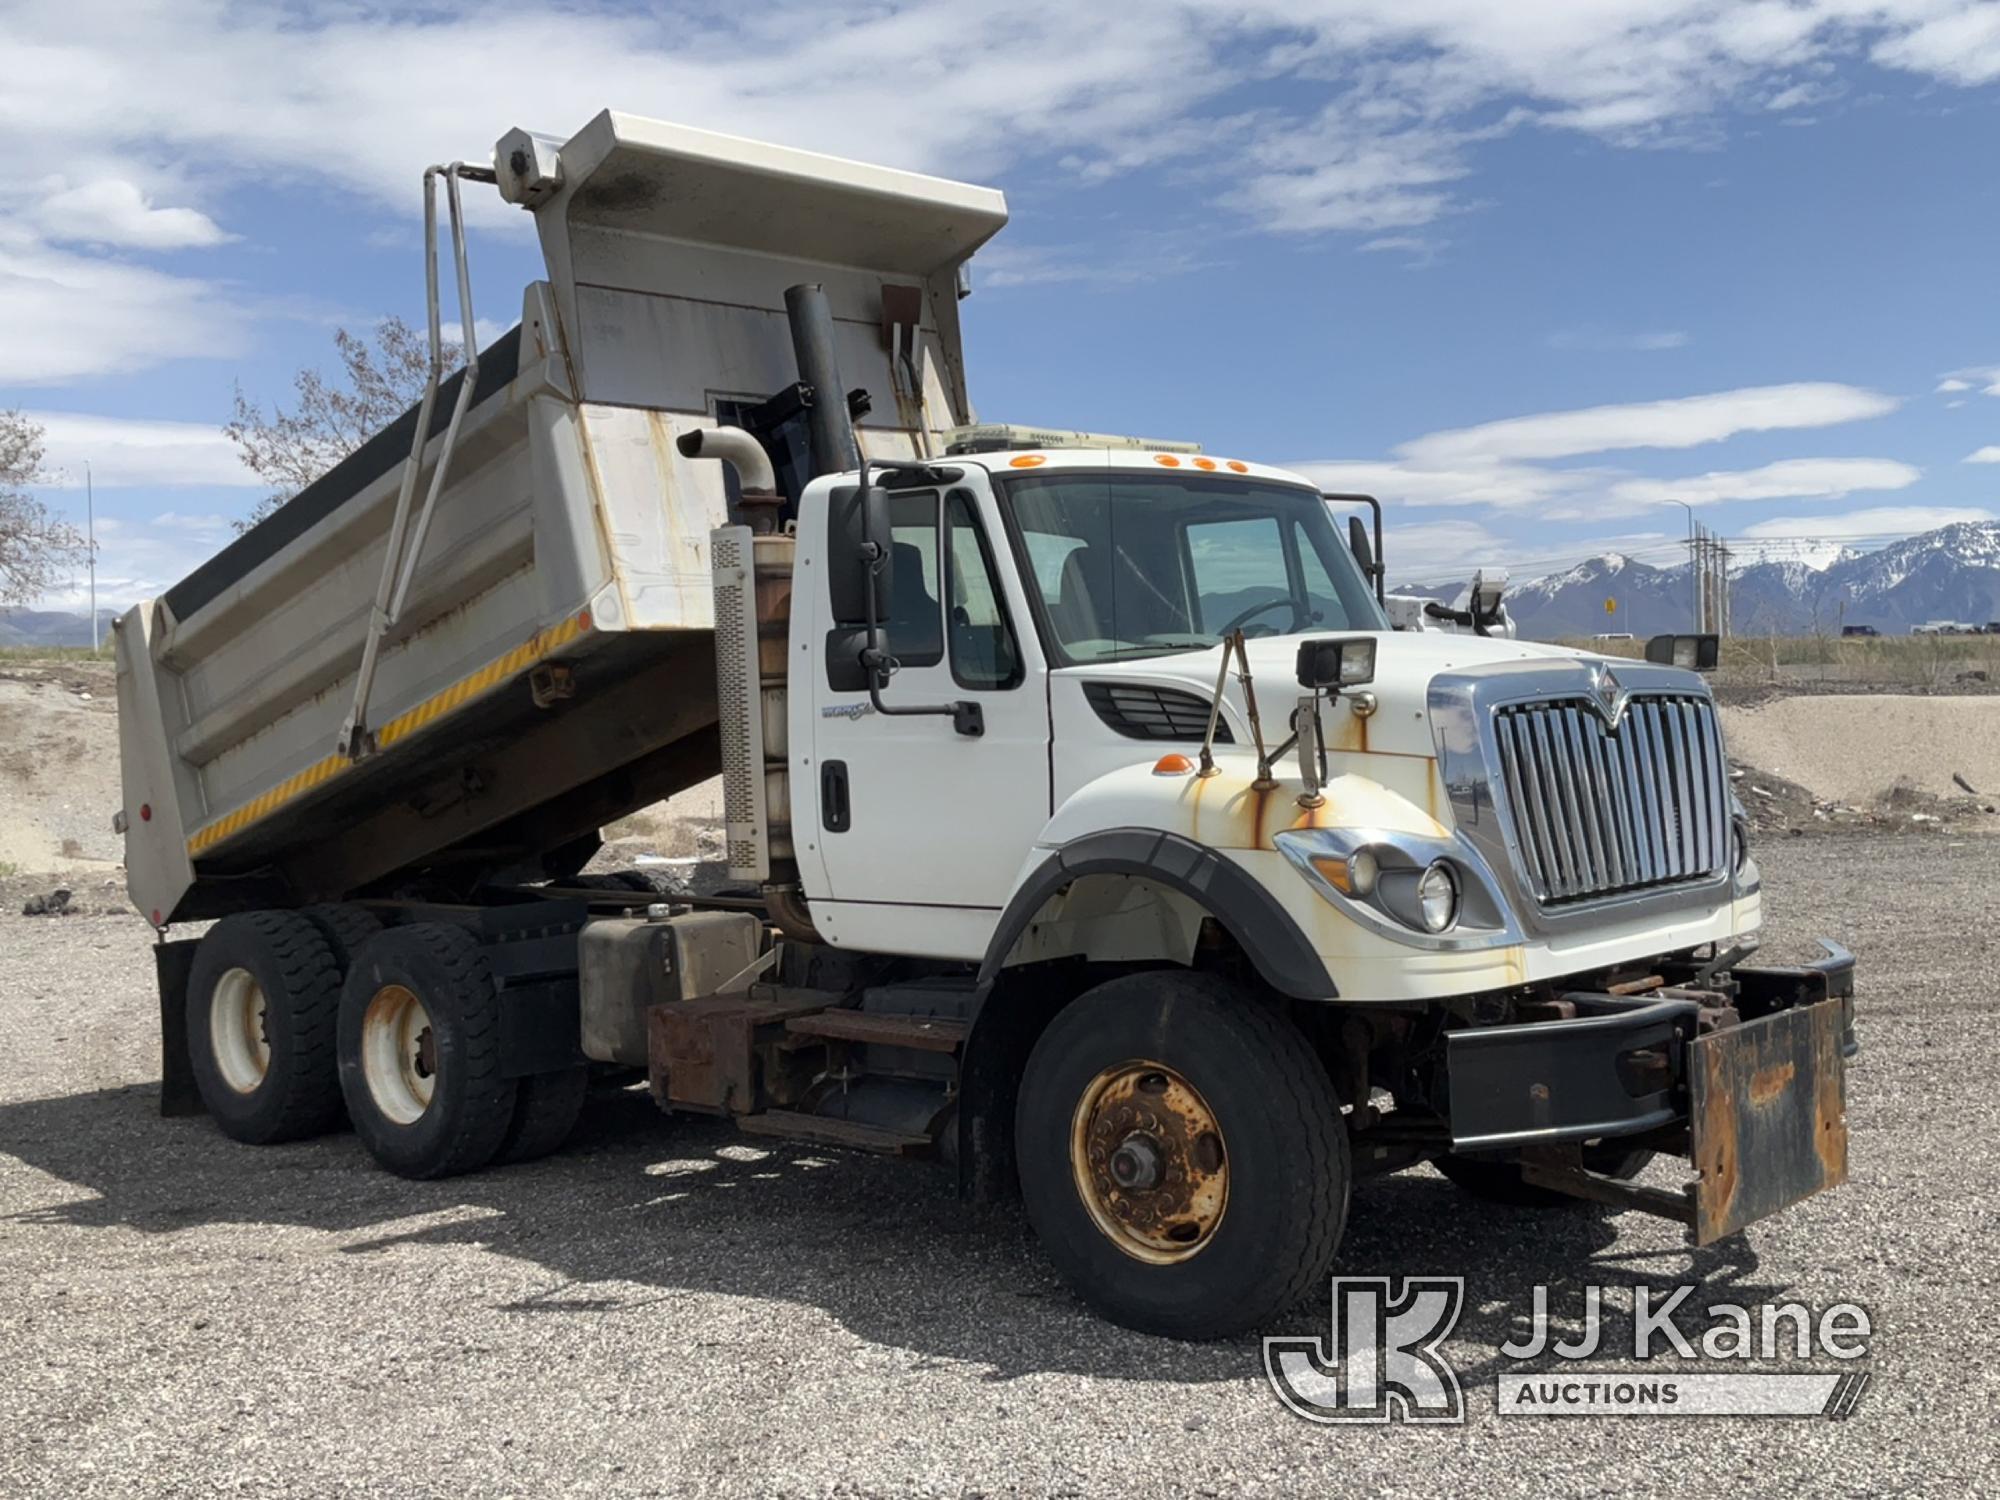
856 457 985 736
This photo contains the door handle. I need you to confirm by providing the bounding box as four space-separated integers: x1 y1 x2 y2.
821 760 851 832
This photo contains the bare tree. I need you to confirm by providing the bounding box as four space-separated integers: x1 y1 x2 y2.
1 410 87 607
223 317 459 530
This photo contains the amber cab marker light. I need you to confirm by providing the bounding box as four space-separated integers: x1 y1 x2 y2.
1192 456 1217 471
1226 460 1249 473
1009 454 1047 468
1153 453 1182 467
1152 753 1196 776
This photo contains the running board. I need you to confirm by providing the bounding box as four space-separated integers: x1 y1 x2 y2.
737 1110 934 1155
783 1010 968 1052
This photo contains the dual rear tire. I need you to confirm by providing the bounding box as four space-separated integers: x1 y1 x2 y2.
187 911 586 1177
186 911 348 1144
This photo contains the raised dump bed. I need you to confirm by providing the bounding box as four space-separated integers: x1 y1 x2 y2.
115 111 1007 926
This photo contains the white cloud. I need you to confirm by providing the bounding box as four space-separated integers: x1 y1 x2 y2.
32 177 232 250
1740 505 1997 541
1377 518 1512 582
1290 457 1594 511
26 411 255 488
1608 457 1921 507
1291 387 1915 521
3 1 1998 384
31 512 237 612
0 228 246 384
1966 446 2000 464
1872 7 2000 87
1936 363 2000 396
1398 383 1899 465
3 3 1997 251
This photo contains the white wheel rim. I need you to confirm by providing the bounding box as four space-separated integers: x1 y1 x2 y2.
362 984 436 1125
210 967 271 1094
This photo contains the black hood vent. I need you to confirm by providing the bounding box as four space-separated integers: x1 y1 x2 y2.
1083 682 1232 742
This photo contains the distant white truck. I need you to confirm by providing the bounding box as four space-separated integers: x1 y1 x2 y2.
112 111 1856 1338
1383 567 1517 638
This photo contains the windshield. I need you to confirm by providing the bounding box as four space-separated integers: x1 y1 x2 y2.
999 470 1386 663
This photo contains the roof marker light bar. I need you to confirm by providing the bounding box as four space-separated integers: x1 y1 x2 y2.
943 423 1202 456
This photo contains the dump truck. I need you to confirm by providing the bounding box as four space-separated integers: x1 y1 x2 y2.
114 111 1857 1339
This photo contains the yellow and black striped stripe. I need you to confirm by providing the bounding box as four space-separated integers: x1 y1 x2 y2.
185 612 591 858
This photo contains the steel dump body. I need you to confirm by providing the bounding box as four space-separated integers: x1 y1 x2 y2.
115 111 1007 925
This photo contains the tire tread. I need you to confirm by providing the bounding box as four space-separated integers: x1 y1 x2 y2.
189 910 347 1143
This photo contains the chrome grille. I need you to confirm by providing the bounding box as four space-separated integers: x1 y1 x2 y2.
1492 693 1728 906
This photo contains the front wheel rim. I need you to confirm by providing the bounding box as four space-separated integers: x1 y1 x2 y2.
361 984 437 1125
210 967 270 1094
1070 1059 1228 1264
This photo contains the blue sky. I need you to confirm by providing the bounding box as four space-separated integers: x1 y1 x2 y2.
7 0 2000 606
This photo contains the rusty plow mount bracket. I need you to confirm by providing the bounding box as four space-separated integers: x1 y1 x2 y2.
1510 944 1855 1242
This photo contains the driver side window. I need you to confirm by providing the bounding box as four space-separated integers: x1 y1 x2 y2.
1187 515 1288 633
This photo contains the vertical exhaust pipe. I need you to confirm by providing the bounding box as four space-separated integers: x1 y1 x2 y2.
785 283 859 476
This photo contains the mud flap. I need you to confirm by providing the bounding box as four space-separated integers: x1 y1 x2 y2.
1687 996 1849 1244
155 937 203 1117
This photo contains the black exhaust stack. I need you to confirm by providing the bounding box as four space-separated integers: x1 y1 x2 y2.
785 284 860 477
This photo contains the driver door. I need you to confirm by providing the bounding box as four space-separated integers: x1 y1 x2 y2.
803 475 1049 952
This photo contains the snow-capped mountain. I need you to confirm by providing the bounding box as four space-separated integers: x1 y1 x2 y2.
1392 520 2000 638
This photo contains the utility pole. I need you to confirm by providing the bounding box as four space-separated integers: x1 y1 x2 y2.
86 460 98 653
1716 536 1731 640
1668 500 1699 631
1690 522 1711 634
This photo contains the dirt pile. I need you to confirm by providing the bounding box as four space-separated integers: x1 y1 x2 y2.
1719 695 2000 805
0 661 122 875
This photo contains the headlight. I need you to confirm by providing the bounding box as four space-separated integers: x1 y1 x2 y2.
1272 827 1518 949
1417 861 1459 933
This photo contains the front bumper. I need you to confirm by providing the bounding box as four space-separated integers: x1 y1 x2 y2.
1445 942 1856 1243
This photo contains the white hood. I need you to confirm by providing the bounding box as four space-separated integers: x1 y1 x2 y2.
1062 630 1590 759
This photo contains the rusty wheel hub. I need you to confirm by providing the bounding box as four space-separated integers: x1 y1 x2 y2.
1071 1060 1228 1264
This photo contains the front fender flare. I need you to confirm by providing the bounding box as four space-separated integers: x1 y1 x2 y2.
954 826 1334 1202
975 826 1335 1002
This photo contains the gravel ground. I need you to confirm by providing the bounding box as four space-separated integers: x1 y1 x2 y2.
2 836 1996 1497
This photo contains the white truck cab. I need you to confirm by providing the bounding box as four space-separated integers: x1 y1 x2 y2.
780 445 1758 1005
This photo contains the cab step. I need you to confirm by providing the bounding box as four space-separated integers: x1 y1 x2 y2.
783 1009 968 1053
737 1110 934 1155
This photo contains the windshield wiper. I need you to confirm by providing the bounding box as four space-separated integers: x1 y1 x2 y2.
1099 639 1217 657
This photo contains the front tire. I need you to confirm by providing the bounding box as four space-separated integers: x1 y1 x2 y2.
1015 971 1349 1339
337 923 518 1179
186 911 347 1144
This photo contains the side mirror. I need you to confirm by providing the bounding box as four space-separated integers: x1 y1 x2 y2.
1347 515 1375 583
858 482 895 682
1644 633 1720 671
